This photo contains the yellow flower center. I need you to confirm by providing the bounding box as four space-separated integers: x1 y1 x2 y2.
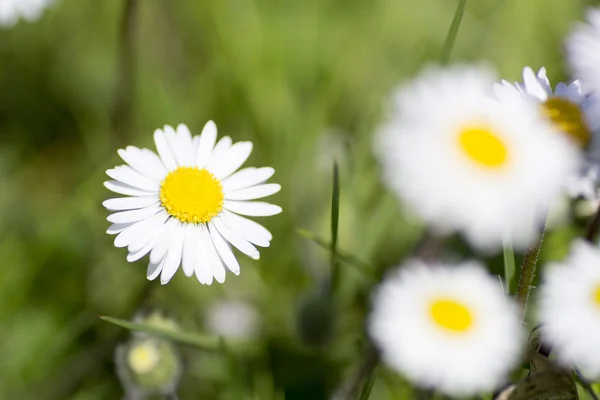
458 126 509 168
430 298 474 332
542 97 591 148
593 285 600 308
160 167 224 224
127 340 159 374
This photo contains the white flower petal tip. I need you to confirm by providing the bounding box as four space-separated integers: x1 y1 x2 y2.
0 0 54 27
377 65 580 251
104 121 280 285
369 260 524 396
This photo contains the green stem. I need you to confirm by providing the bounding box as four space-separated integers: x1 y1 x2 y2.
516 230 545 314
440 0 467 64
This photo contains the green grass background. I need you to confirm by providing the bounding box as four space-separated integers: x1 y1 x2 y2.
0 0 599 398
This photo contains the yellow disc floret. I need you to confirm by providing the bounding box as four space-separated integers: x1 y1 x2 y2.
593 284 600 309
458 126 509 169
160 167 224 224
542 97 591 148
127 340 160 374
430 298 474 333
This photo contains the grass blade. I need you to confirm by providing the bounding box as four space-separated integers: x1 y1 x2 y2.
330 162 341 292
440 0 467 64
99 316 259 355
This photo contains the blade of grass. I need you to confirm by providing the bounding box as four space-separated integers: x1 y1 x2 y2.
296 229 374 278
440 0 467 64
503 237 516 295
99 316 259 355
330 162 341 292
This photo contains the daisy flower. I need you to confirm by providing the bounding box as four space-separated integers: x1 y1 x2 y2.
566 8 600 99
494 66 600 200
0 0 54 27
368 261 523 396
539 240 600 378
103 121 281 285
376 65 579 251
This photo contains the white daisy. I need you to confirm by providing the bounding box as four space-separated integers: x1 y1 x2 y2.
368 260 523 396
494 66 599 200
376 65 579 251
0 0 53 27
566 8 600 99
539 240 600 378
205 300 260 339
103 121 282 285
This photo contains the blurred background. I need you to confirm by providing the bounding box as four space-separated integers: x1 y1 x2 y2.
1 0 599 398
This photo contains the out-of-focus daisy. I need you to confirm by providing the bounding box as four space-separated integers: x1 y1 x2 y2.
205 300 260 339
368 260 523 396
103 121 281 285
0 0 54 27
567 8 600 99
539 240 600 378
376 65 579 251
494 66 599 200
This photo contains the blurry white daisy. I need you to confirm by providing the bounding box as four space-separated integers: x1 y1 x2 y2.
103 121 281 285
376 65 579 251
368 260 523 396
566 8 600 99
205 300 260 340
0 0 54 27
494 66 599 200
539 240 600 378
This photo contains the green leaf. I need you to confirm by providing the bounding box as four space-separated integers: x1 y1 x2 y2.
99 316 259 355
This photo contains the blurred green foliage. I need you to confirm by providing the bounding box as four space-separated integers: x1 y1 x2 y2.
1 0 600 398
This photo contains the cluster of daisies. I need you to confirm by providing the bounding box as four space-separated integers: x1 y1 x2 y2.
368 7 600 397
99 4 600 398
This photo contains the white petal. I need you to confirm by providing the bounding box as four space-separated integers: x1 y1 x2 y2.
106 166 159 192
225 183 281 201
107 222 132 235
201 224 226 283
147 258 164 281
154 128 178 170
107 205 162 224
196 120 217 168
213 217 260 259
127 225 163 262
164 125 183 166
209 222 241 274
114 218 156 248
118 146 168 181
127 212 169 253
221 167 275 191
182 224 197 277
160 223 185 284
522 67 549 101
209 142 253 180
220 210 273 245
104 180 157 197
224 201 282 217
103 196 158 211
149 218 178 264
206 136 232 170
176 124 195 166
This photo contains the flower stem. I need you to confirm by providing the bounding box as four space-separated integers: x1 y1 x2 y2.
516 230 545 313
440 0 467 64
